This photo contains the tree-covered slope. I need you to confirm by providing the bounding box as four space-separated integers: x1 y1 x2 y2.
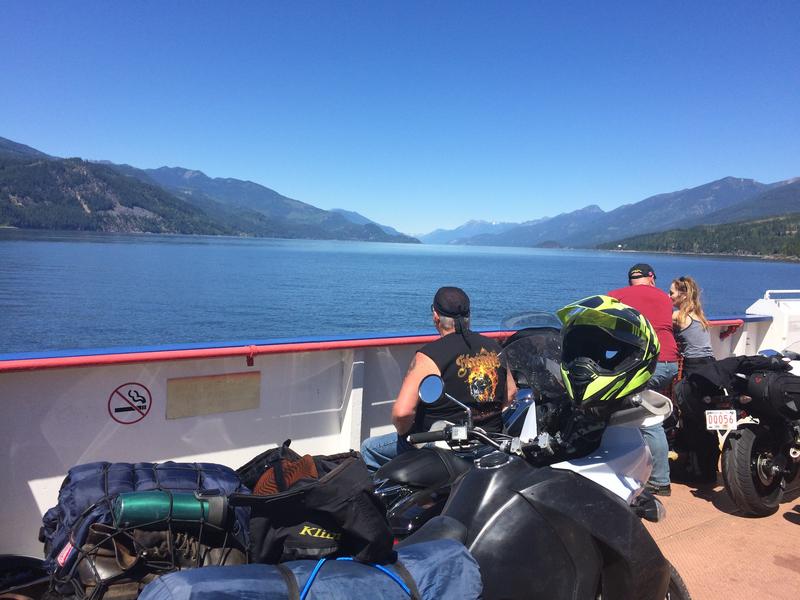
599 213 800 259
670 179 800 228
142 166 419 242
0 156 230 234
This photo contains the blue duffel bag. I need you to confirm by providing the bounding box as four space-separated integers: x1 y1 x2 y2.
41 461 250 577
138 539 482 600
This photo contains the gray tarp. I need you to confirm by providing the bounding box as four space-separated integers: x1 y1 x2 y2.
139 539 481 600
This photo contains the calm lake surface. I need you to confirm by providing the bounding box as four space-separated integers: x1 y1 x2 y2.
0 229 798 355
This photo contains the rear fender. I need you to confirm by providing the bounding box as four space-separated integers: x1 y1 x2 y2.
718 417 760 452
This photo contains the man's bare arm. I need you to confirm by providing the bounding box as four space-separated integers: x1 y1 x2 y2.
392 352 439 435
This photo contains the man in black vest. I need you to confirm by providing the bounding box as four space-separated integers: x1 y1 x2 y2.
360 286 516 472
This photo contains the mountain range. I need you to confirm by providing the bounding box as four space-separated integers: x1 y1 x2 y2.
0 136 418 243
2 135 798 250
419 219 532 244
434 177 799 247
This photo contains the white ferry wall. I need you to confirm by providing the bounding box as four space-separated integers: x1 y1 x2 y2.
0 335 435 557
2 290 799 558
746 290 800 353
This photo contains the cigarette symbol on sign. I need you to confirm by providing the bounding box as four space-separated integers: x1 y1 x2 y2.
108 383 152 424
114 390 148 413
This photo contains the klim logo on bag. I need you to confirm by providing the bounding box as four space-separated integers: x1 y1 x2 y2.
299 525 341 540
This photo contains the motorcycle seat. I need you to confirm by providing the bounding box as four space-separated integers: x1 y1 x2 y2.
394 515 468 549
376 448 472 488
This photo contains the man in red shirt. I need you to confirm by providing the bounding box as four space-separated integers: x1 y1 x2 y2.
609 263 679 496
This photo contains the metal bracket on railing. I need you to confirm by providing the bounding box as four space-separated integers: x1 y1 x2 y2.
246 345 257 367
719 324 741 340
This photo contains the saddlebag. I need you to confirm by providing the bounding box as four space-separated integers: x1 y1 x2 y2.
232 441 395 565
137 539 481 600
747 370 800 419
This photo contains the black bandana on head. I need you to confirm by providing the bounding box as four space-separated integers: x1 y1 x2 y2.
433 286 472 350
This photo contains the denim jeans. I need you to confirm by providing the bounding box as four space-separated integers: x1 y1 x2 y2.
641 361 678 486
360 432 416 473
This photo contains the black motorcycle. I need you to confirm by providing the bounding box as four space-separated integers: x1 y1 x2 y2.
672 349 800 516
397 373 690 600
373 325 569 539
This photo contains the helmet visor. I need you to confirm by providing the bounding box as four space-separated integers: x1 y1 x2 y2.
562 325 642 372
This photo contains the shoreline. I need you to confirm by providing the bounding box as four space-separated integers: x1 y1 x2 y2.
2 227 797 262
604 247 800 264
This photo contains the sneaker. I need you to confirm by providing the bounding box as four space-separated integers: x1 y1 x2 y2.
644 482 672 497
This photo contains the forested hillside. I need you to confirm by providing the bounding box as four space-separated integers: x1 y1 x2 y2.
599 214 800 259
0 156 229 234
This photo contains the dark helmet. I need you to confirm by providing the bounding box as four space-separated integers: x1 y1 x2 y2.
556 295 659 407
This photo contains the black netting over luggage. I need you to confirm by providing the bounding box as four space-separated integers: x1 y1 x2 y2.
40 462 250 600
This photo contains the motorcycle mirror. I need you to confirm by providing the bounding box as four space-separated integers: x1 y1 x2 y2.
419 374 445 404
515 388 534 403
637 389 673 417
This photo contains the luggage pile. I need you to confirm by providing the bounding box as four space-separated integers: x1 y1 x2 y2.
0 441 481 600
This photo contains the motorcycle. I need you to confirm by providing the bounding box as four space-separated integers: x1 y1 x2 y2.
373 325 570 539
396 373 690 600
672 343 800 516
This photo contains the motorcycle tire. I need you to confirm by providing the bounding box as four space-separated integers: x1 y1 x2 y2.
666 563 691 600
721 425 783 516
596 563 691 600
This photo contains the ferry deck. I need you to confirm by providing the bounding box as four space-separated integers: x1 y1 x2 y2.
647 478 800 599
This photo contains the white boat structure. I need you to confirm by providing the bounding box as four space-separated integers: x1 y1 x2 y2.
2 290 800 559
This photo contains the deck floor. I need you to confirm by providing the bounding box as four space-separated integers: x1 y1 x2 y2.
644 478 800 600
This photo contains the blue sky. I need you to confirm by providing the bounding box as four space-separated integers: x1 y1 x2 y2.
1 1 798 235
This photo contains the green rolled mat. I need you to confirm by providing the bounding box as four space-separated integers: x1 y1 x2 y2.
112 491 228 529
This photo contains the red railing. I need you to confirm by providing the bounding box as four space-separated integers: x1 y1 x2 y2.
0 331 514 373
0 317 756 374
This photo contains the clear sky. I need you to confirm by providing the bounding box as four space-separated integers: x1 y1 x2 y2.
1 1 798 235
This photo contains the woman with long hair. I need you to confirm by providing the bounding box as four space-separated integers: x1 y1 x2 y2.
669 275 718 482
669 276 715 376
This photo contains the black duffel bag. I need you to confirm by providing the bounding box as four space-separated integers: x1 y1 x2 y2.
231 441 395 565
747 370 800 419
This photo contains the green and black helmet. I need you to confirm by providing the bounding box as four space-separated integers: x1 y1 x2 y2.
556 295 659 407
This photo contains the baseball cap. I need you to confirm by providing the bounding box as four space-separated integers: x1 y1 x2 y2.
432 286 470 318
628 263 655 280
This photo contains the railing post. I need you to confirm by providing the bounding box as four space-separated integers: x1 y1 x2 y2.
341 349 365 451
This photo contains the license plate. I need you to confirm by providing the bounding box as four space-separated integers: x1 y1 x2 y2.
705 409 738 431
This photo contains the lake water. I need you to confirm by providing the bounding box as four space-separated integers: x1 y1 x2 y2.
0 229 798 355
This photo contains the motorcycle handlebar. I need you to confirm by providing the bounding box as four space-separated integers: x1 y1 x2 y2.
407 429 450 444
408 426 505 450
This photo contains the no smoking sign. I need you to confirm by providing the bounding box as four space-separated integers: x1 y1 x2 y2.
108 383 152 424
